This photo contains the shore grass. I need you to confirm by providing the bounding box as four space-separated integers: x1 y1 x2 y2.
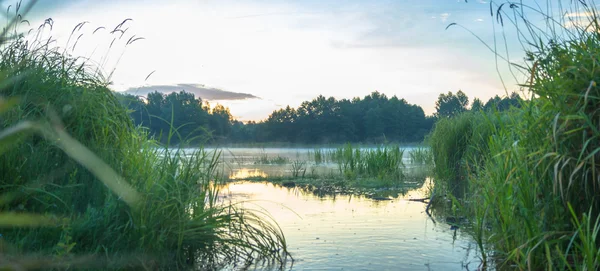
0 13 289 269
408 147 433 165
429 1 600 269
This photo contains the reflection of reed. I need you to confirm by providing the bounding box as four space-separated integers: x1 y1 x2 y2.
229 168 269 179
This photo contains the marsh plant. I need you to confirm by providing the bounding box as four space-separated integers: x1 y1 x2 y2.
430 1 600 269
335 144 405 182
290 160 307 179
311 148 324 164
408 147 433 165
255 152 289 165
0 8 289 270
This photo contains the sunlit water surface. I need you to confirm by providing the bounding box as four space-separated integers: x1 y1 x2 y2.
201 146 427 179
176 147 482 270
220 181 481 270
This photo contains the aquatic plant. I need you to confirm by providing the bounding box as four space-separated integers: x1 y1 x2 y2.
255 152 289 165
430 1 600 269
0 8 289 269
312 148 323 164
408 147 433 165
336 144 405 182
290 160 307 178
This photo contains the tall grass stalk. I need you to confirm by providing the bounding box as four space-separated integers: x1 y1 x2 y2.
0 10 289 269
335 144 405 182
408 147 433 165
431 1 600 269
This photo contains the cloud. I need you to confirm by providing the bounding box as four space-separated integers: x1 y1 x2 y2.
563 11 598 30
124 84 259 100
440 13 451 22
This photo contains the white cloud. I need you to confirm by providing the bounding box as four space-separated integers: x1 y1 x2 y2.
124 84 259 100
440 13 451 22
22 0 513 120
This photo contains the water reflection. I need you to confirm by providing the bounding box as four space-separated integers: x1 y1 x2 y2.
229 168 269 180
220 180 481 270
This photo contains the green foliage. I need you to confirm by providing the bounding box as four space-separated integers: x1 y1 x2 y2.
335 144 405 183
120 90 436 145
435 90 469 118
0 15 289 269
429 112 495 185
408 147 433 165
254 153 289 165
116 91 233 144
436 90 521 118
259 92 434 144
312 148 323 164
470 98 483 112
483 92 522 112
429 1 600 269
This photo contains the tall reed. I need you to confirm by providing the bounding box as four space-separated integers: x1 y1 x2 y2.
408 147 433 165
0 10 289 269
335 144 405 182
430 1 600 269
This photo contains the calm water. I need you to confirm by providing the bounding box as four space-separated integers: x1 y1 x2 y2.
203 146 425 179
221 181 480 270
212 147 481 271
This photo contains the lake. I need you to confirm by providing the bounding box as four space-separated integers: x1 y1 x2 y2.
211 147 481 270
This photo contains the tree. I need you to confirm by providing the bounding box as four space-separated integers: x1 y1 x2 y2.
483 92 521 112
435 90 469 118
116 90 435 144
471 98 483 112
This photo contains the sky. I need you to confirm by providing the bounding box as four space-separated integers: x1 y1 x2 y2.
6 0 570 121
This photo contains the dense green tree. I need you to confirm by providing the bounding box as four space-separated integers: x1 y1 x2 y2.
435 90 469 118
484 92 522 111
210 104 233 139
257 91 432 143
471 98 483 112
118 90 515 144
115 91 232 144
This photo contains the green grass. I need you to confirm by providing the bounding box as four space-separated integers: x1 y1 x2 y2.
429 1 600 269
310 148 324 164
0 11 289 269
408 147 433 165
333 144 405 186
254 152 290 165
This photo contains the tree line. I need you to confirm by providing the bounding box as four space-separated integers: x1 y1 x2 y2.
115 90 522 144
116 91 234 144
434 90 522 118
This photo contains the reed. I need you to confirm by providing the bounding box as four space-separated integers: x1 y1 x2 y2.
335 144 405 182
430 1 600 269
312 148 323 164
0 10 289 269
254 152 289 165
408 147 433 165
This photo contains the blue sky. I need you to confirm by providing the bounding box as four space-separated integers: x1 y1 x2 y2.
12 0 561 120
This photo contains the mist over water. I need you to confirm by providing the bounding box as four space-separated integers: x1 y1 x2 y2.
213 147 481 270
